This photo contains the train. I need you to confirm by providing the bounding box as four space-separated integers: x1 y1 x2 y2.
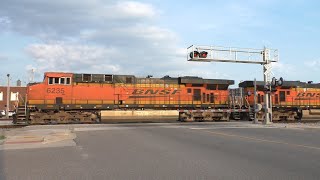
240 80 320 121
12 72 320 124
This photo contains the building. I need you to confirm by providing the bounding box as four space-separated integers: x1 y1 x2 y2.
0 86 27 111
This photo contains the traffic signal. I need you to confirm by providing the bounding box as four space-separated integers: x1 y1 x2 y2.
189 51 199 58
277 77 283 86
189 51 209 59
199 51 208 58
267 77 284 92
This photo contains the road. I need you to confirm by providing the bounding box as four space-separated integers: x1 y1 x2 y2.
1 122 320 180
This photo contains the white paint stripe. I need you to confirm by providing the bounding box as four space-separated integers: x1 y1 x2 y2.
74 127 134 132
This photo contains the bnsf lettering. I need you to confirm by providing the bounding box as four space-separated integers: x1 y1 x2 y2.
132 89 144 95
159 90 171 95
47 88 65 94
145 90 159 94
132 89 180 95
297 92 320 98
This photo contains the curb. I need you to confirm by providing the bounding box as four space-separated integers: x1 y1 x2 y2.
4 136 44 145
4 139 44 144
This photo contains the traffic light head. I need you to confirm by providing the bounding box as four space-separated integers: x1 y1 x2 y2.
199 51 208 58
189 51 199 58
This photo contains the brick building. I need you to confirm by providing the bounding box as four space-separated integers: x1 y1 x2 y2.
0 86 27 111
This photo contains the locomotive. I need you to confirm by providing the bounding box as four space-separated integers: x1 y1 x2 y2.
13 72 238 124
240 80 320 121
13 71 320 124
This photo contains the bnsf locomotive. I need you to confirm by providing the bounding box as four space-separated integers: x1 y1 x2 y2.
13 72 320 124
13 72 236 124
240 80 320 121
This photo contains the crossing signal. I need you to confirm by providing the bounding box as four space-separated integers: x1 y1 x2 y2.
189 51 199 58
199 51 208 58
189 51 208 59
277 77 283 86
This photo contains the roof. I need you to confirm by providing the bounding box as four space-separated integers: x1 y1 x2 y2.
179 77 234 85
239 80 320 88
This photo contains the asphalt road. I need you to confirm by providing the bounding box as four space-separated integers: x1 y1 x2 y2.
1 123 320 180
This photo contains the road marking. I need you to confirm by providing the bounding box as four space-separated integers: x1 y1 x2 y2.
198 129 320 151
74 127 135 132
189 126 277 130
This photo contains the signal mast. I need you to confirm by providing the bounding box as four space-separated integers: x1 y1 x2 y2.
187 45 279 124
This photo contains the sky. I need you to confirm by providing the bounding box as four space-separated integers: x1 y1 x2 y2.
0 0 320 86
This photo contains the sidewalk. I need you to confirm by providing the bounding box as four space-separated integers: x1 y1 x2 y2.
0 128 76 150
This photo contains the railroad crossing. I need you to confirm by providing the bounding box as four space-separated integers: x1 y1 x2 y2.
187 45 279 124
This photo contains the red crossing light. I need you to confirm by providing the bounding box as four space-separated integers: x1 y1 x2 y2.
189 51 199 58
199 51 208 58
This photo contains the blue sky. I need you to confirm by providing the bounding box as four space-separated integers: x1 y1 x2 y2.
0 0 319 86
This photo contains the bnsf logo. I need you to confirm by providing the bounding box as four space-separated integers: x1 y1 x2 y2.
132 89 180 95
297 92 320 98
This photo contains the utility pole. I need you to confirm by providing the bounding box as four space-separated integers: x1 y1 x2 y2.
6 74 10 119
253 78 259 124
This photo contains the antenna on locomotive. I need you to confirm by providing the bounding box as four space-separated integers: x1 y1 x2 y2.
29 68 35 83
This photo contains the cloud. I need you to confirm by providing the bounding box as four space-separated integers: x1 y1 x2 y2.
0 0 157 39
0 16 11 31
304 59 320 70
25 42 120 73
0 0 235 80
111 1 156 19
271 62 296 79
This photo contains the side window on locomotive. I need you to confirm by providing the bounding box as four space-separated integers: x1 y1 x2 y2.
60 78 65 84
48 77 54 85
54 77 59 84
66 77 71 85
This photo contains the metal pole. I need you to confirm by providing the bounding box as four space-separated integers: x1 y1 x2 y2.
269 83 273 122
253 78 258 124
263 49 272 124
6 74 10 118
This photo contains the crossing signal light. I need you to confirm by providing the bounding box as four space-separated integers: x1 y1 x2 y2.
277 77 283 86
189 51 199 58
199 51 208 58
189 51 208 59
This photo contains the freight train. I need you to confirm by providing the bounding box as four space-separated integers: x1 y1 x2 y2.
240 80 320 121
12 72 320 124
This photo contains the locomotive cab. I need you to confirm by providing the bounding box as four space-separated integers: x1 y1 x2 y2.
27 72 73 109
